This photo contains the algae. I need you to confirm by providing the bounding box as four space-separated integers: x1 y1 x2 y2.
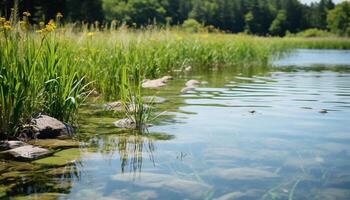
34 149 81 167
28 139 79 150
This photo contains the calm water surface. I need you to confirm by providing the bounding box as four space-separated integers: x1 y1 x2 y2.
2 49 350 200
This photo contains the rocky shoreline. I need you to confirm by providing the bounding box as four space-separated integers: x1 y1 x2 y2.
0 115 77 161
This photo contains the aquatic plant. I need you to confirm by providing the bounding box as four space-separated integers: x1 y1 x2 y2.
1 16 350 137
119 61 162 132
0 20 90 138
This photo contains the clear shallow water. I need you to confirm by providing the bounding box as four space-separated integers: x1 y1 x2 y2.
273 49 350 67
1 50 350 200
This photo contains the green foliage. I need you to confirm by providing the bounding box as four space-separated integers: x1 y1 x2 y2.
269 10 287 36
293 28 334 38
0 0 344 36
327 2 350 36
182 19 203 33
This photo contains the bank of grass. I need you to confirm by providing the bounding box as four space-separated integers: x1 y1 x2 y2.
1 21 350 137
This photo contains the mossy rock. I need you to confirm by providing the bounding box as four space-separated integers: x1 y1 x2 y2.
12 193 66 200
0 184 9 199
28 139 79 150
8 161 39 171
33 148 81 167
1 171 22 181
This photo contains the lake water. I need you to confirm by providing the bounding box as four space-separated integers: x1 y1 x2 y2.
1 49 350 200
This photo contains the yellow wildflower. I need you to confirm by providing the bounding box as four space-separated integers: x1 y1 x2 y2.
3 21 12 30
45 20 56 32
0 17 5 23
56 12 63 18
23 11 31 17
87 32 96 37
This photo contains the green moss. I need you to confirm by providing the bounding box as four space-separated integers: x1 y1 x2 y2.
0 185 9 199
33 149 81 167
12 193 66 200
28 139 79 150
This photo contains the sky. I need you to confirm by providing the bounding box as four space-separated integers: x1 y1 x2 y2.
300 0 343 4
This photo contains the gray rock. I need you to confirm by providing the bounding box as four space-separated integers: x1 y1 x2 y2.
142 76 172 89
29 115 73 139
0 141 27 151
113 118 136 129
3 145 50 161
185 80 201 87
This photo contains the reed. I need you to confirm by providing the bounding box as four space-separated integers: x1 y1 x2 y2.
1 18 350 137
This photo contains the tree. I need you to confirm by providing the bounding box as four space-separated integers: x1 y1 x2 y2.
244 11 254 34
269 10 287 36
327 1 350 36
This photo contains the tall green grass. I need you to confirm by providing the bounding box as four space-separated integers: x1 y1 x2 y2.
0 28 90 137
1 20 350 137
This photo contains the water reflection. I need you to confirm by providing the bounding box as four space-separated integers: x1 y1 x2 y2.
85 131 174 174
0 160 81 198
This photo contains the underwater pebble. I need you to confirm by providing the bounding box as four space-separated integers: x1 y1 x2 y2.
319 109 328 114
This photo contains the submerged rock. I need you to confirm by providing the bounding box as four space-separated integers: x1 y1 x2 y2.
185 80 201 87
112 172 212 199
113 118 136 129
142 76 173 89
3 145 50 161
142 96 166 104
26 115 73 139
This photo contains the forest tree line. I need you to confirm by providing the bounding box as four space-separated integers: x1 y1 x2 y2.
1 0 350 36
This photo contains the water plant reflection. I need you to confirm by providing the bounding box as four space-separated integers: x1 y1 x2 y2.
0 160 81 198
86 131 174 173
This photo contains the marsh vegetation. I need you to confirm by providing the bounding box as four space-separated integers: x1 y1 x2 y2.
1 1 350 199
